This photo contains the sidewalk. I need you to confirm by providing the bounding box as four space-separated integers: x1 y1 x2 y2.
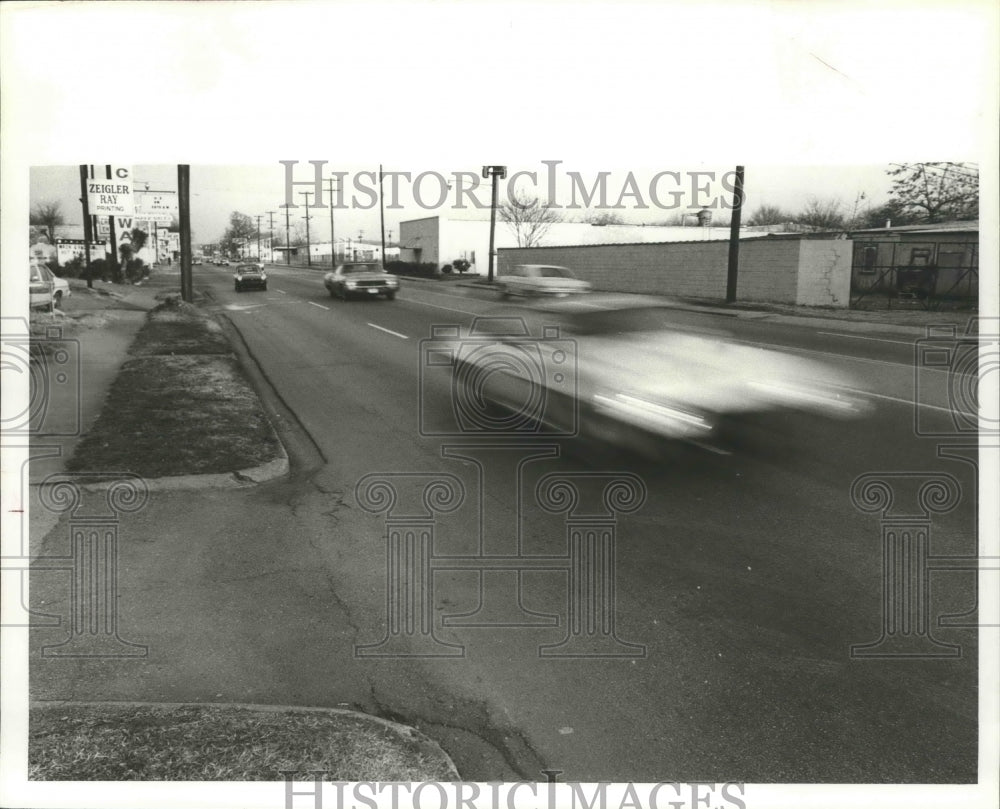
22 273 459 781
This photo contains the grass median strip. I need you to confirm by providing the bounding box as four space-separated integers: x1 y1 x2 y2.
30 703 457 781
66 299 281 479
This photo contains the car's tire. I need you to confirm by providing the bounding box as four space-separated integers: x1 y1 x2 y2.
262 284 267 291
328 286 336 298
385 290 396 300
53 291 63 309
235 283 241 292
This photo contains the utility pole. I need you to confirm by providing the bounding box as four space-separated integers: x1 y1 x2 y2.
299 191 313 267
725 165 745 304
482 165 507 283
256 215 262 261
78 165 94 289
326 176 338 264
284 205 291 266
266 211 276 264
178 164 193 303
106 165 118 281
379 164 387 269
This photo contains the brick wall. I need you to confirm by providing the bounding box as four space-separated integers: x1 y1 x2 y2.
497 237 843 305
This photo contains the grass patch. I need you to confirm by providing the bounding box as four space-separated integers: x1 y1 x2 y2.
30 704 456 781
67 304 281 478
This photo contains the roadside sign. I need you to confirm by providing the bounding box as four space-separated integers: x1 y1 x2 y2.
86 165 135 216
135 191 177 224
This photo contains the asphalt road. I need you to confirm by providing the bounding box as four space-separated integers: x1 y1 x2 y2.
32 264 980 783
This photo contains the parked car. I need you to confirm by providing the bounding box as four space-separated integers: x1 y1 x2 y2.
29 260 55 310
496 264 591 298
218 258 231 267
45 266 71 308
441 294 870 455
234 263 267 292
323 262 399 300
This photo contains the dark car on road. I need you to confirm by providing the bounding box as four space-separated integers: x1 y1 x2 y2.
234 263 267 292
323 262 399 300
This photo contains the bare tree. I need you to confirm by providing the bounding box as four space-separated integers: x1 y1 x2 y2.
499 192 562 247
796 196 845 230
583 210 625 226
30 201 64 244
746 204 788 226
887 162 978 223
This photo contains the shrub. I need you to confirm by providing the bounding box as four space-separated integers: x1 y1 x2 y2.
453 259 471 274
441 264 453 274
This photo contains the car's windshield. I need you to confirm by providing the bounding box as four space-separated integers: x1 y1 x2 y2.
538 266 575 279
342 264 381 274
238 266 259 273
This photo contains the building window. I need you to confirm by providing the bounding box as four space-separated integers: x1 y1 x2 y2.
859 245 878 275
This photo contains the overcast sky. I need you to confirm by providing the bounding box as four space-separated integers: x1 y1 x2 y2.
30 161 897 246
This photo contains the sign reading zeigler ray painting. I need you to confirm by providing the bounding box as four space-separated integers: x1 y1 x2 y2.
86 165 135 215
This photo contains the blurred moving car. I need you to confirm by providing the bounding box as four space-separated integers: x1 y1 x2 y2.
496 264 591 298
234 263 267 292
324 262 399 300
443 294 870 455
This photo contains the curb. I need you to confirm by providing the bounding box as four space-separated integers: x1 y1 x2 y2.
31 700 461 780
61 440 290 493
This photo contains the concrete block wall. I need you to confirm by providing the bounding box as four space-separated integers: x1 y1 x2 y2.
497 237 842 305
796 240 852 306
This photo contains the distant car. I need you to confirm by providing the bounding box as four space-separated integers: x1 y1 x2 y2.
323 262 399 300
496 264 591 298
234 263 267 292
29 260 55 310
192 257 203 266
218 258 231 267
440 294 870 456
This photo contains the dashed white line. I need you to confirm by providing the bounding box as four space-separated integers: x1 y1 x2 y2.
275 289 287 294
308 301 330 311
368 323 410 340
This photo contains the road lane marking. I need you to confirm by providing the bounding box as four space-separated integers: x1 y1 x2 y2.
818 331 916 346
732 337 951 372
308 301 330 311
834 385 975 417
275 289 287 294
397 295 483 316
368 323 410 340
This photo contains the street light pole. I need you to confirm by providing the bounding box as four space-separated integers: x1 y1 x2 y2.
256 215 262 262
482 165 507 283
